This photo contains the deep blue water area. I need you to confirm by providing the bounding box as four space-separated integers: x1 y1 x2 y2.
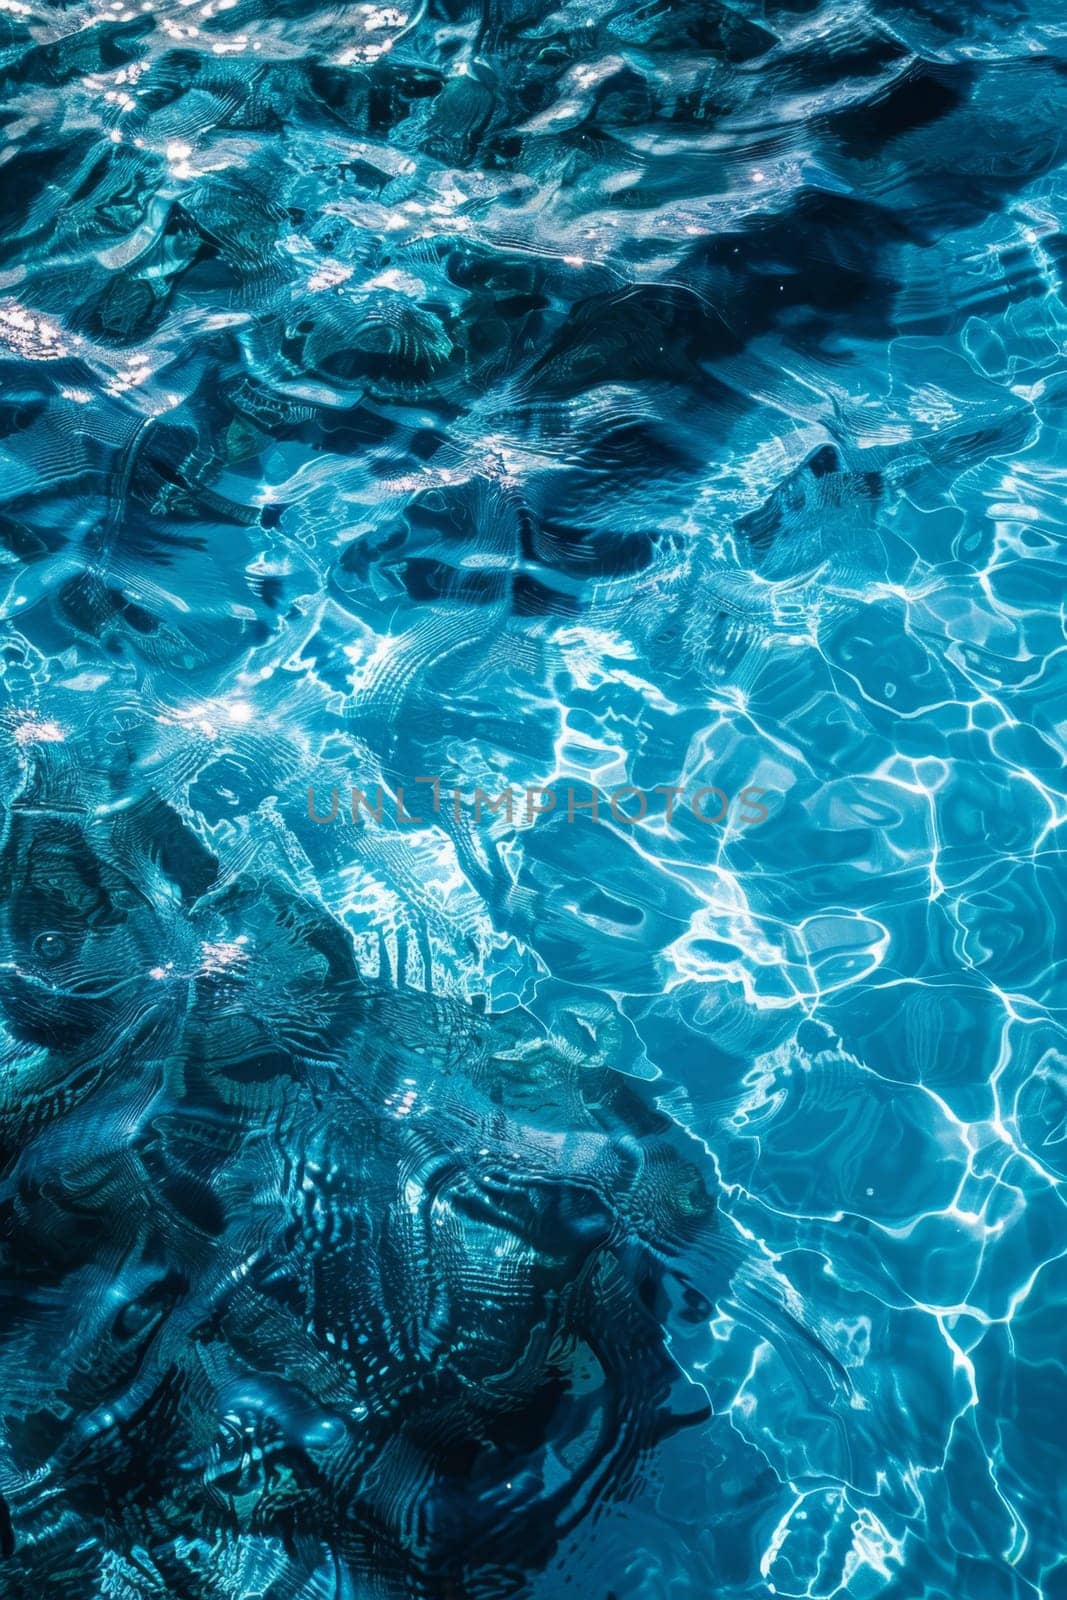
0 0 1064 1596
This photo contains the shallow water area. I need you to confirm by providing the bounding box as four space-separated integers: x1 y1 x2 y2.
0 0 1064 1595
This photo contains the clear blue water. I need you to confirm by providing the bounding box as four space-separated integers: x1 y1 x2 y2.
0 0 1064 1595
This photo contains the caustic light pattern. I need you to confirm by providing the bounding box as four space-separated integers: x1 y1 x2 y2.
0 0 1063 1596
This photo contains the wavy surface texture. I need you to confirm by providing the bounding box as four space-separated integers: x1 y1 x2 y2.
0 0 1064 1595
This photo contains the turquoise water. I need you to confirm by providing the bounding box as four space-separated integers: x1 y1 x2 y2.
0 0 1065 1595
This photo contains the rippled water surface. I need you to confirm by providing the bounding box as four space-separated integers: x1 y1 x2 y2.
0 0 1065 1594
